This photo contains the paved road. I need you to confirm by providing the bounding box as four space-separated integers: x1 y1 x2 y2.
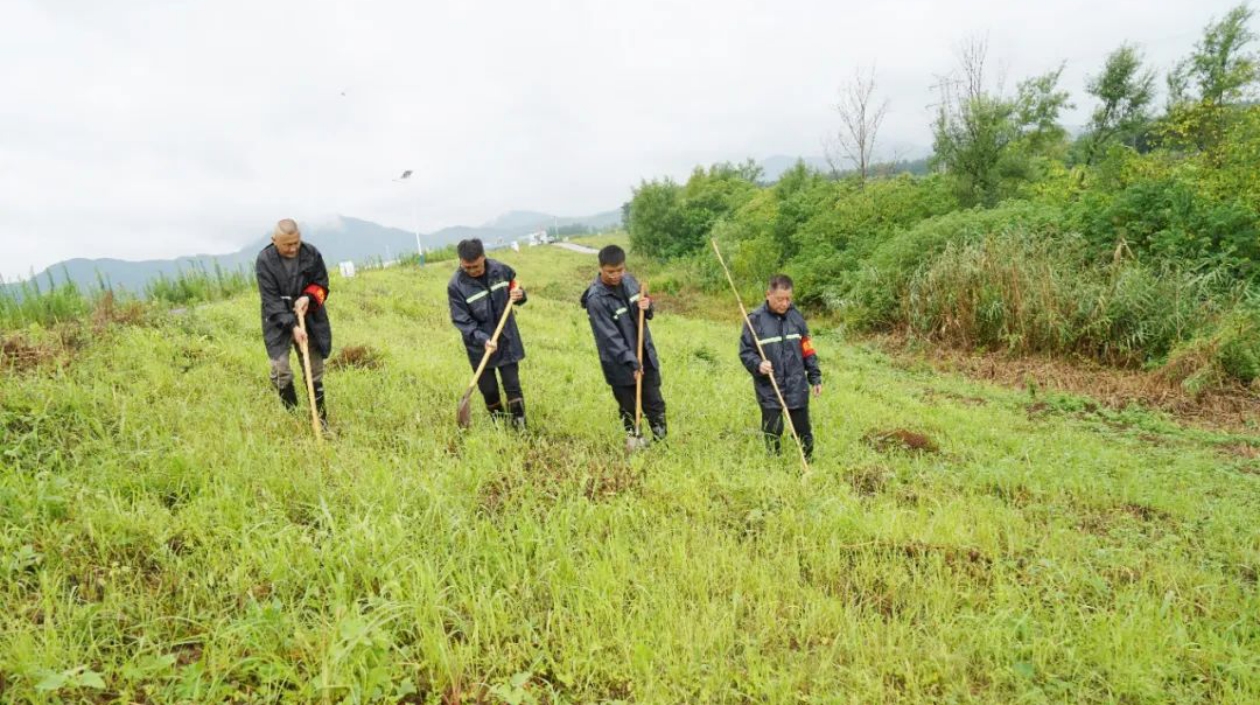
551 242 599 255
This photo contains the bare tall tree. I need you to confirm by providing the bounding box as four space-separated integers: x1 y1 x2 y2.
826 66 889 183
958 35 990 101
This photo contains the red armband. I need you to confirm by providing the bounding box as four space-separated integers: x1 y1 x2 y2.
801 336 817 358
303 283 328 307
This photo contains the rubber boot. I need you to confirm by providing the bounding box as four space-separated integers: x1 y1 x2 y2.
649 416 668 442
279 382 298 410
486 400 508 425
508 398 526 431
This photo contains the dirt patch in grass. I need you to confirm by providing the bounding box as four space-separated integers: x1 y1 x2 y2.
91 291 150 330
985 482 1034 508
921 388 988 407
1138 432 1173 445
1076 501 1173 537
1238 564 1258 587
892 485 927 508
806 540 995 619
1025 401 1051 419
66 566 108 603
1 334 59 372
444 439 462 458
847 465 894 496
329 344 385 370
3 300 151 373
583 459 640 501
1220 443 1260 467
173 642 203 667
1121 502 1172 523
892 540 993 576
875 332 1260 434
165 534 191 556
863 428 939 455
480 437 641 515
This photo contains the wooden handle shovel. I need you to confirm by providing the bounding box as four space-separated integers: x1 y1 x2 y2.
627 282 650 453
457 294 516 429
297 314 322 444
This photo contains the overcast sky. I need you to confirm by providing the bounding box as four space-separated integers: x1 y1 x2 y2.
0 0 1245 279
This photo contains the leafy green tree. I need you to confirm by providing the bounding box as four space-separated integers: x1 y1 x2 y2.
1162 4 1259 151
627 178 684 258
627 161 761 259
1014 65 1074 156
1168 4 1258 106
676 162 760 255
932 55 1072 206
1079 44 1156 165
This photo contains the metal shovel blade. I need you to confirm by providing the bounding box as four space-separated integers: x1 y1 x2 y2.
625 433 651 454
456 389 474 429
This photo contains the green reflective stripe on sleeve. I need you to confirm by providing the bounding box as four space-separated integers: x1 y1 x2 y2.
465 291 489 303
629 293 640 303
613 306 629 318
759 336 783 345
786 334 802 340
491 281 510 291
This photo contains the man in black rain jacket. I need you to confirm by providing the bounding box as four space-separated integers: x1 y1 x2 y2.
448 238 528 427
739 274 822 459
579 244 667 440
255 218 332 428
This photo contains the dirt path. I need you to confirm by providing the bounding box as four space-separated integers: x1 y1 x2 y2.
552 242 599 255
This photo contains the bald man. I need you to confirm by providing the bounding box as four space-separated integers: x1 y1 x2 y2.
255 219 332 429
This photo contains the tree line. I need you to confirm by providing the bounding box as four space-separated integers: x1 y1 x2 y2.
625 5 1260 391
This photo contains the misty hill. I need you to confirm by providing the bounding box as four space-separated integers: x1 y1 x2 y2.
12 210 621 295
485 210 621 231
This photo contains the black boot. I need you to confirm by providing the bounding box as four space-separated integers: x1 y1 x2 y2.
486 400 508 425
649 416 667 442
801 434 815 462
620 412 637 436
278 383 298 410
507 398 526 431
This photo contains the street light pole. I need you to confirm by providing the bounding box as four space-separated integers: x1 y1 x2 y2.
393 169 423 267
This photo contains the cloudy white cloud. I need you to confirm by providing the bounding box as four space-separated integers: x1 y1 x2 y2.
0 0 1241 278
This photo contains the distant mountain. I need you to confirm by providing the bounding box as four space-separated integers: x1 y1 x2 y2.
11 210 622 296
485 210 556 230
484 209 622 232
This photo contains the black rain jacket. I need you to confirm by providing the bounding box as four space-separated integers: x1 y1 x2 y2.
256 243 332 359
448 258 528 367
739 303 821 410
580 273 658 387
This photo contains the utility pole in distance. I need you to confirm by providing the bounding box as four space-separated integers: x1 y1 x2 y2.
392 169 424 266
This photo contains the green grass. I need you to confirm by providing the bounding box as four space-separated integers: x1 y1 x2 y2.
1 245 1257 703
0 272 95 329
1 264 254 332
144 264 254 308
